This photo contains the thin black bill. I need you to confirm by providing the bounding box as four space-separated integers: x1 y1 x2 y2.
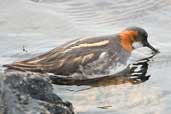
146 42 160 54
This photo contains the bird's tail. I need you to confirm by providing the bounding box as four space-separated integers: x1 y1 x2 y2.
3 62 48 73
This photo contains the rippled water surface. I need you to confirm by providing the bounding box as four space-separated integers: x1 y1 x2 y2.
1 0 171 114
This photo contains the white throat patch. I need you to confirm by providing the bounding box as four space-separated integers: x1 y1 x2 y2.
132 42 143 49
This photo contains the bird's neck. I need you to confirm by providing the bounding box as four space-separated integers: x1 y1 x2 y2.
120 30 137 53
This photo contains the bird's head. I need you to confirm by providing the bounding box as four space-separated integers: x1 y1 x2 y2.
120 26 159 55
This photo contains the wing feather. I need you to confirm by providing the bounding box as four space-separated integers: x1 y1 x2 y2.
4 35 116 75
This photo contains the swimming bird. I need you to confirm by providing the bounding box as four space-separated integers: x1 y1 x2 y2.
4 27 159 77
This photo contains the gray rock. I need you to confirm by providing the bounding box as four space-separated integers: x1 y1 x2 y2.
0 71 74 114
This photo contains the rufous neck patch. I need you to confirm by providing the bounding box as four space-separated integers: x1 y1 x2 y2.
120 30 138 52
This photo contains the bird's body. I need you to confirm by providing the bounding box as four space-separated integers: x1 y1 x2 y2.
4 27 159 78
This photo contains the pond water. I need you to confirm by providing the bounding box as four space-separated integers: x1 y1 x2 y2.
0 0 171 114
